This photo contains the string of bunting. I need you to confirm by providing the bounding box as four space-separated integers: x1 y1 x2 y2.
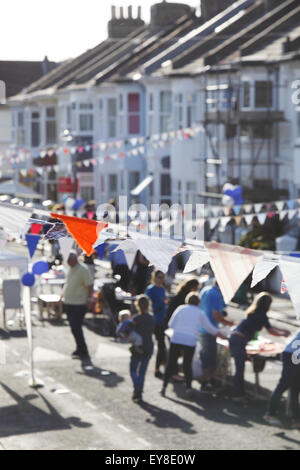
0 125 202 168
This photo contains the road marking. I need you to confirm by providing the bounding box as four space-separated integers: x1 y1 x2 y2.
85 401 97 410
101 412 113 421
72 392 83 400
137 437 151 447
117 424 131 433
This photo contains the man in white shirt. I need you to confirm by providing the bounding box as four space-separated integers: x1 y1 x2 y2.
161 292 223 396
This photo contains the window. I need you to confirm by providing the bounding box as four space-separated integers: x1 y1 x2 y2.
119 94 123 111
242 82 251 108
108 98 117 138
148 93 154 136
66 106 72 128
79 103 94 132
109 174 118 193
149 93 154 111
186 181 196 191
129 171 139 190
206 89 217 110
16 110 25 145
255 81 273 108
160 91 172 133
128 93 140 135
174 93 183 130
46 107 56 145
187 93 196 127
118 94 125 136
31 111 40 147
81 187 94 202
160 174 171 196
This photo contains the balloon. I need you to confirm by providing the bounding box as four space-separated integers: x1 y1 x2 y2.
22 272 35 287
32 261 49 275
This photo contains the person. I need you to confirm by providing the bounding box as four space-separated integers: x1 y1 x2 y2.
161 292 224 397
264 330 300 427
116 309 144 354
130 251 152 295
164 278 200 381
229 292 290 403
61 251 94 360
82 201 97 282
145 270 168 378
108 243 130 291
199 281 234 392
130 295 155 402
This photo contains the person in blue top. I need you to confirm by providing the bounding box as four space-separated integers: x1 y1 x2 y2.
145 270 168 378
229 291 290 403
108 243 130 291
265 330 300 427
199 281 234 392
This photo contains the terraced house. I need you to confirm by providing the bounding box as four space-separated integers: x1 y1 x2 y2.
7 0 300 206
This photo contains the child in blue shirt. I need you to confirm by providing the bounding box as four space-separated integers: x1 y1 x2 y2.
116 310 144 355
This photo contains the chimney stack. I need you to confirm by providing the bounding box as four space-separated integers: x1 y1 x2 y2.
111 5 116 19
108 5 144 39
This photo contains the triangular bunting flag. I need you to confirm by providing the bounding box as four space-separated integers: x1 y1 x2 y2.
288 210 298 220
205 242 263 304
279 211 288 221
219 216 231 228
59 237 74 261
243 204 253 214
275 201 285 211
257 213 267 225
279 257 300 318
233 205 242 215
286 200 295 210
50 213 108 256
183 250 210 273
251 257 279 288
209 218 219 230
95 242 107 260
113 239 137 269
244 214 254 226
254 203 263 213
25 234 40 258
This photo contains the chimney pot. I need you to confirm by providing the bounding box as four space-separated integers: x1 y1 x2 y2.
111 5 116 19
120 6 124 18
128 5 132 19
137 6 141 19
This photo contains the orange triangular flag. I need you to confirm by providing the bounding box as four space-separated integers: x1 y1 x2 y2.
50 213 108 256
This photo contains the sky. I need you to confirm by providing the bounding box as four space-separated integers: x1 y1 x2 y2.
2 0 200 62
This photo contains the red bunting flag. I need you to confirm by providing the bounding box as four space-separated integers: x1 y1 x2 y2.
50 213 108 256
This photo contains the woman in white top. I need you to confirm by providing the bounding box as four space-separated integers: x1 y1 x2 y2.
161 292 221 396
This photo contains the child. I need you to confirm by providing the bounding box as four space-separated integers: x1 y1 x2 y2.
116 310 144 355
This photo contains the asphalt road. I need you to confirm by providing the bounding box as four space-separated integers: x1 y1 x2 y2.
0 241 299 450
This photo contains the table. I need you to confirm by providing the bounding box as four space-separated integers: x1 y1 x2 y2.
216 337 284 396
38 294 62 321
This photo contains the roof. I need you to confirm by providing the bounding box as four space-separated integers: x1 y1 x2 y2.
0 59 57 97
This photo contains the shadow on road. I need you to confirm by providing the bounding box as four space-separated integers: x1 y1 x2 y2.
77 361 124 388
137 400 197 435
0 382 92 438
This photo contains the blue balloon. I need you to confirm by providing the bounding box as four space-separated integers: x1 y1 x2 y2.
32 261 49 275
22 272 35 287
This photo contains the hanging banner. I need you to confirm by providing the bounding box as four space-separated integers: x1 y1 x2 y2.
25 234 40 258
95 242 107 260
244 214 254 226
206 242 263 304
257 213 267 225
113 239 137 269
254 203 263 213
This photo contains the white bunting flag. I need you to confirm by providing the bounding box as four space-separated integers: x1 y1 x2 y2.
288 210 298 221
209 218 219 230
113 239 137 269
254 203 263 213
279 257 300 318
275 201 285 212
206 242 263 304
59 237 74 261
219 217 231 228
257 213 267 225
280 211 288 221
183 249 210 273
244 214 254 226
251 257 279 288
